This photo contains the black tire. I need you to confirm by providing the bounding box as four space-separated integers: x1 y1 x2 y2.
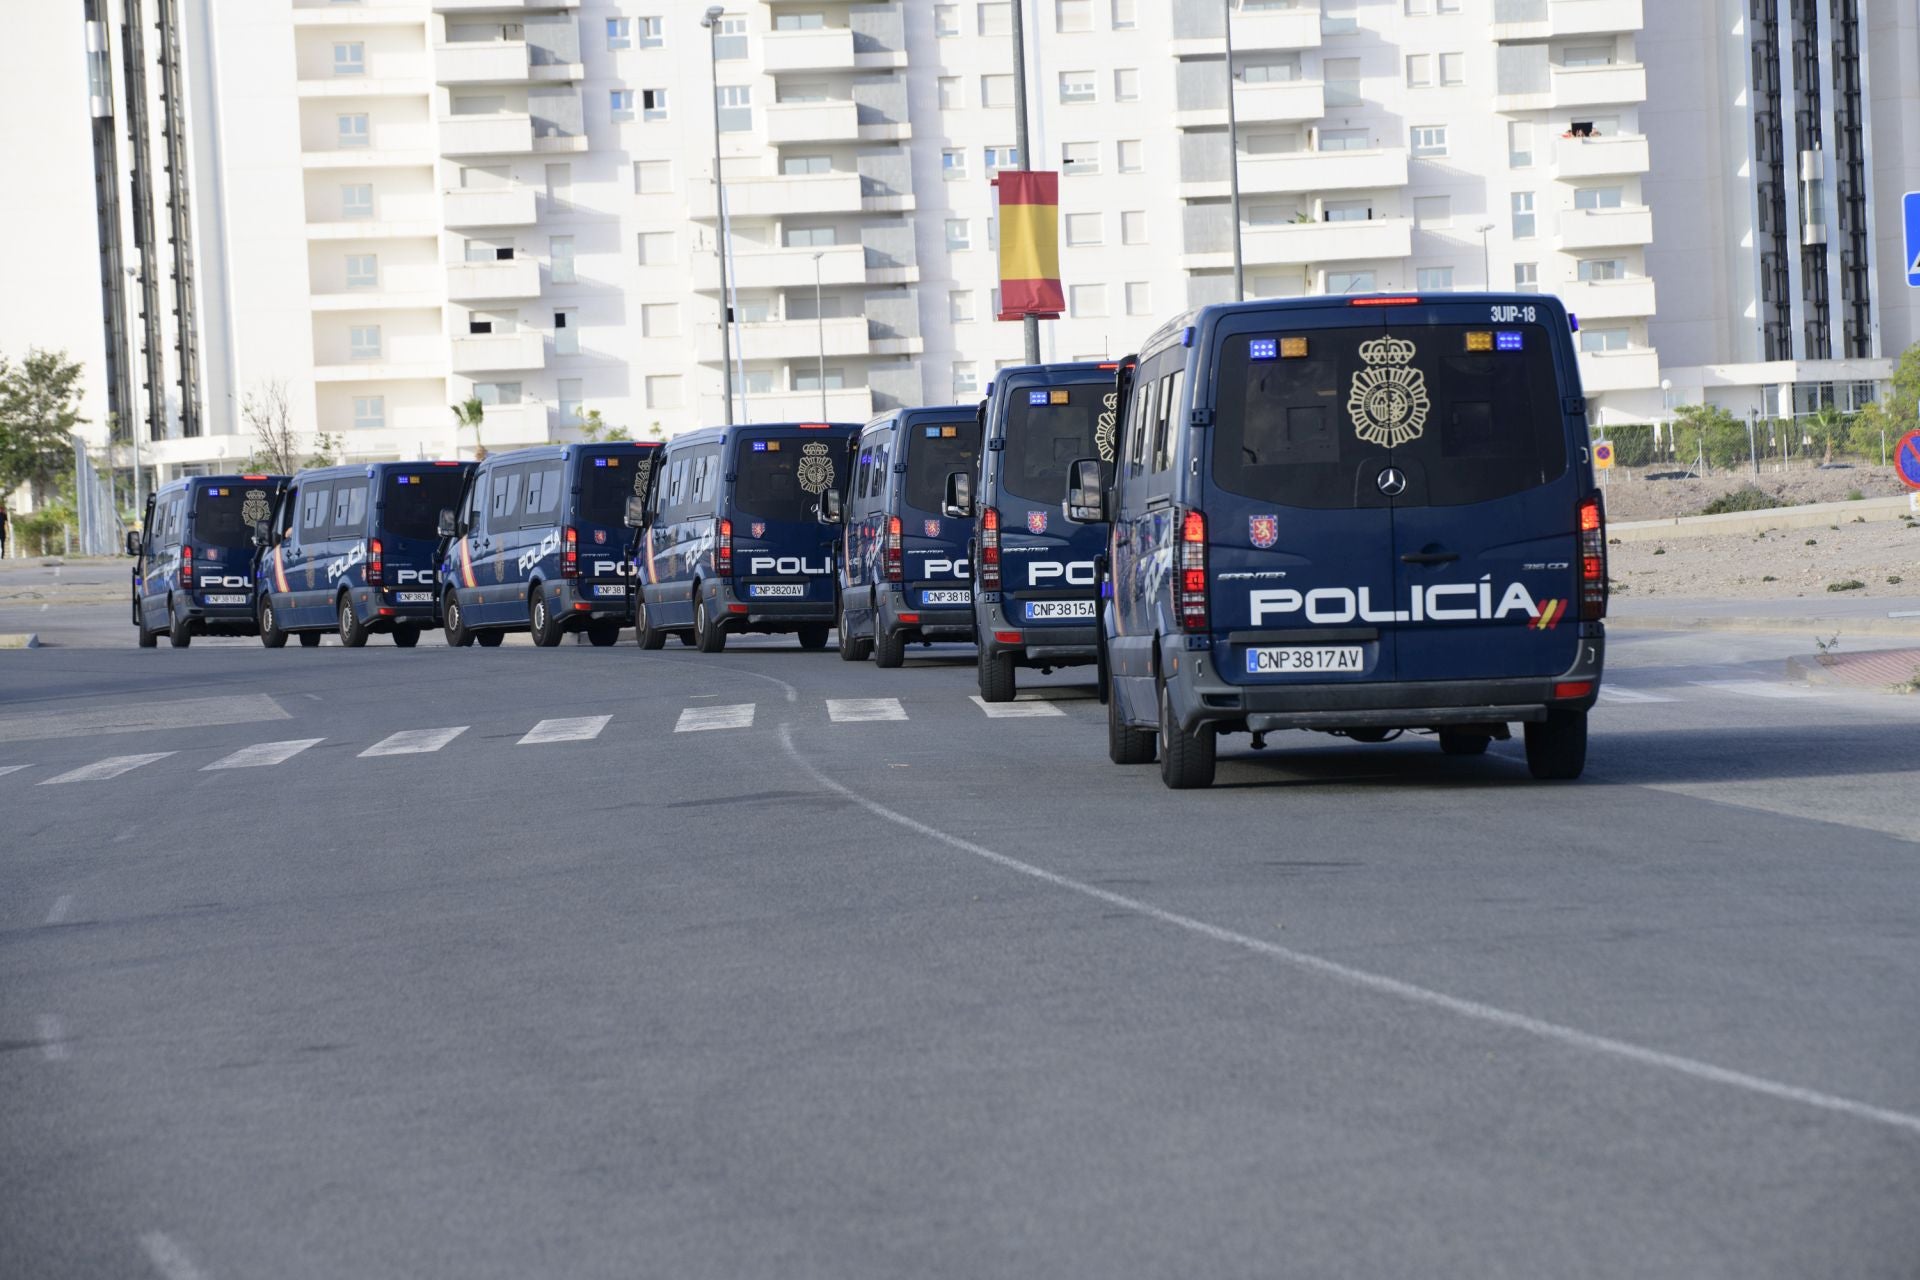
1157 680 1216 790
1524 709 1588 781
529 587 563 648
443 592 475 647
1107 680 1156 764
258 597 288 648
167 602 193 649
337 595 368 648
978 647 1016 702
587 619 621 647
475 629 504 648
635 600 667 650
298 631 322 648
136 601 158 648
694 596 726 653
797 623 830 651
1438 729 1492 757
873 623 905 668
836 596 872 662
392 625 421 648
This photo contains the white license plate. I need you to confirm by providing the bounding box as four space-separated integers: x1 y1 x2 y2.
592 584 625 598
1246 646 1364 674
1023 599 1095 621
395 591 432 604
922 588 971 606
749 583 806 599
203 594 247 606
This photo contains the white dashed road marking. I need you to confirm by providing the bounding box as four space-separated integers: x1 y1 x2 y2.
0 694 288 745
40 753 175 785
827 697 907 723
37 1014 68 1062
358 727 467 757
1695 680 1823 700
971 695 1066 718
140 1233 212 1280
1599 686 1677 704
45 895 72 926
202 739 324 771
675 704 756 732
0 764 30 779
518 715 611 745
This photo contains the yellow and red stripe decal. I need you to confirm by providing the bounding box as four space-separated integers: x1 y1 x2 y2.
458 537 477 589
272 545 290 594
1532 599 1567 631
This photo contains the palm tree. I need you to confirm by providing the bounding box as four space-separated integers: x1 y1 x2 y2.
451 395 486 461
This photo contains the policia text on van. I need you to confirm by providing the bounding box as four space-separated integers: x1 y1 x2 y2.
1071 294 1606 790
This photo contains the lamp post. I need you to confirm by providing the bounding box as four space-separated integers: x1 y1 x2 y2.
701 5 735 425
1224 0 1245 301
1477 223 1495 291
1009 0 1039 363
812 251 827 420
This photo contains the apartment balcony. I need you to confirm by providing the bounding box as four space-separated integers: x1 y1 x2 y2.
313 359 446 384
434 41 531 84
694 172 864 221
445 257 541 301
1557 277 1656 321
310 290 444 312
306 218 441 241
1554 62 1646 107
763 100 861 145
742 387 875 423
693 244 868 294
472 401 550 445
1216 217 1412 270
1230 147 1409 200
1490 0 1643 42
1238 81 1326 126
1554 132 1650 179
698 316 869 365
1576 346 1660 394
292 0 425 28
437 112 534 155
432 0 578 10
450 330 546 373
442 185 538 227
1557 205 1653 251
302 148 437 170
1172 6 1320 57
762 27 858 73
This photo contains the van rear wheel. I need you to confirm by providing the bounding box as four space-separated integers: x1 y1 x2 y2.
443 593 475 647
796 623 830 651
635 601 667 650
529 589 563 648
978 648 1016 702
1107 681 1156 765
167 603 193 649
1157 681 1216 790
586 620 621 647
338 596 368 648
137 621 158 649
873 625 904 668
1524 710 1587 781
259 598 288 648
694 598 726 653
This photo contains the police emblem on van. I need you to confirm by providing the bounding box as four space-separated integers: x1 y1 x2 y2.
1249 515 1279 549
242 488 271 528
797 442 835 495
923 518 941 538
1348 335 1429 448
1094 391 1118 464
593 529 606 545
750 522 766 539
1027 511 1048 535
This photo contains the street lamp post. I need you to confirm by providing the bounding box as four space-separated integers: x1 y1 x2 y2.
1009 0 1039 363
701 6 735 425
1224 0 1245 302
812 252 827 420
1477 224 1495 291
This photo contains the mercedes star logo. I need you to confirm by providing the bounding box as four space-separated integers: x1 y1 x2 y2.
1376 468 1408 497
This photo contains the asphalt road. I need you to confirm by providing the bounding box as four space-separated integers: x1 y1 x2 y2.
3 605 1919 1278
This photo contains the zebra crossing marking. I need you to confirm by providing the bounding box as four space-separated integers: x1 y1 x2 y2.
675 704 756 732
827 698 907 723
40 753 176 785
518 715 611 745
359 727 468 757
202 739 324 771
970 695 1066 718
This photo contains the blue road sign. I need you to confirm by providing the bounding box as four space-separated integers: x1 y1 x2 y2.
1895 430 1920 491
1907 193 1920 287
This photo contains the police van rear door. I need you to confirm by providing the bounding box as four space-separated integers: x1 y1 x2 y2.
730 425 853 606
574 446 655 604
189 479 281 604
379 465 469 604
992 374 1116 626
899 414 979 604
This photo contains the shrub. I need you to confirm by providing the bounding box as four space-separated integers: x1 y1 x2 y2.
1827 580 1866 592
1699 485 1787 516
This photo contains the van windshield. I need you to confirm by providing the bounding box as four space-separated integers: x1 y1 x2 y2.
578 453 652 526
1211 325 1568 509
382 470 467 540
998 382 1118 504
733 437 842 524
192 484 276 547
903 419 980 514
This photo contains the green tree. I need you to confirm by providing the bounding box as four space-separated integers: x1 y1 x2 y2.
575 408 632 443
1671 404 1750 471
0 348 87 504
451 395 487 461
1853 342 1920 461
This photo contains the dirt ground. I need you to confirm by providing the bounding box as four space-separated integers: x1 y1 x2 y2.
1611 512 1920 601
1599 461 1909 522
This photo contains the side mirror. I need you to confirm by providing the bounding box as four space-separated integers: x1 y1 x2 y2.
251 522 271 549
124 530 142 557
943 471 973 520
624 494 649 529
819 488 844 525
1065 458 1107 524
436 508 458 540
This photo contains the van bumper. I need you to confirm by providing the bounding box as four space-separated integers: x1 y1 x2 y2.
351 589 440 631
176 597 258 635
554 579 634 624
975 595 1098 666
882 588 974 641
713 579 834 629
1165 628 1606 734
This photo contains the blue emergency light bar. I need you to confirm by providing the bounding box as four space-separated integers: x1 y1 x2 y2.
1028 390 1049 405
1496 331 1524 352
1249 338 1279 362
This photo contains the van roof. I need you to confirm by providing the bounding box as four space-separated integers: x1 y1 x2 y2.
1142 291 1576 361
288 460 471 482
664 421 859 451
476 441 658 468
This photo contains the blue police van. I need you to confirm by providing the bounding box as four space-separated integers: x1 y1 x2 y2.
437 441 660 648
634 421 857 652
129 474 287 647
254 461 472 648
1066 293 1607 789
823 405 981 666
945 362 1124 701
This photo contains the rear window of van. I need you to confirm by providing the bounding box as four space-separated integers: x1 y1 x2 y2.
998 383 1117 503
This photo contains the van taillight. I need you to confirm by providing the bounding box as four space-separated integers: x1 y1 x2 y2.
979 506 1000 590
1578 495 1607 621
367 538 384 586
180 544 194 588
1177 509 1209 632
717 519 733 575
562 526 579 579
885 515 903 583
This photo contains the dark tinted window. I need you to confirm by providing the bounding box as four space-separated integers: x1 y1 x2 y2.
903 419 980 513
578 452 653 525
1211 325 1569 509
733 435 842 524
192 483 275 547
382 470 465 540
997 381 1118 503
328 481 369 538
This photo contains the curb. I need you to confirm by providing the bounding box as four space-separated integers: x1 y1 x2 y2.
1610 614 1920 639
0 633 42 650
1610 494 1916 543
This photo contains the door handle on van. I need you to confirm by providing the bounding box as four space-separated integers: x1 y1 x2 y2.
1400 551 1460 566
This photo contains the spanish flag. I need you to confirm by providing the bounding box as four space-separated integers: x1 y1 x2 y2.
995 170 1064 321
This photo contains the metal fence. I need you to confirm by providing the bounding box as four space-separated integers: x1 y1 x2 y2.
70 434 126 557
1588 417 1898 478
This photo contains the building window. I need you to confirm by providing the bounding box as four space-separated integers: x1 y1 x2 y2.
332 42 364 76
793 368 845 392
713 14 747 60
1056 0 1092 32
1413 195 1451 227
774 13 825 31
1059 70 1097 104
1513 263 1539 292
984 145 1021 171
1410 125 1448 156
1577 257 1626 282
345 254 378 289
645 374 682 409
1511 191 1536 239
474 382 522 406
1574 186 1624 210
1325 199 1372 223
740 369 775 396
1062 140 1100 175
607 18 631 49
634 159 673 193
782 154 830 176
1241 58 1301 84
1326 269 1375 294
716 85 751 132
1562 43 1615 67
1117 139 1143 172
558 378 583 425
1508 120 1532 168
637 230 676 264
549 235 575 285
1121 210 1146 244
337 113 369 148
949 290 976 323
938 77 962 109
1125 281 1151 315
1406 54 1431 87
1323 57 1360 106
340 184 373 219
1112 0 1137 27
935 4 960 36
979 3 1011 34
1417 266 1455 291
347 395 383 430
1322 0 1357 35
1065 212 1104 246
981 74 1013 108
784 226 835 247
1439 52 1464 85
1319 128 1368 152
348 325 381 360
638 17 663 48
952 361 979 397
942 149 968 180
1581 328 1630 353
641 302 679 337
946 218 971 251
1114 67 1140 101
610 89 634 119
1069 283 1107 317
554 309 578 355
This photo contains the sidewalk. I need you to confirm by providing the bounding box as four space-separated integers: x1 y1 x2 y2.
1785 647 1920 692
